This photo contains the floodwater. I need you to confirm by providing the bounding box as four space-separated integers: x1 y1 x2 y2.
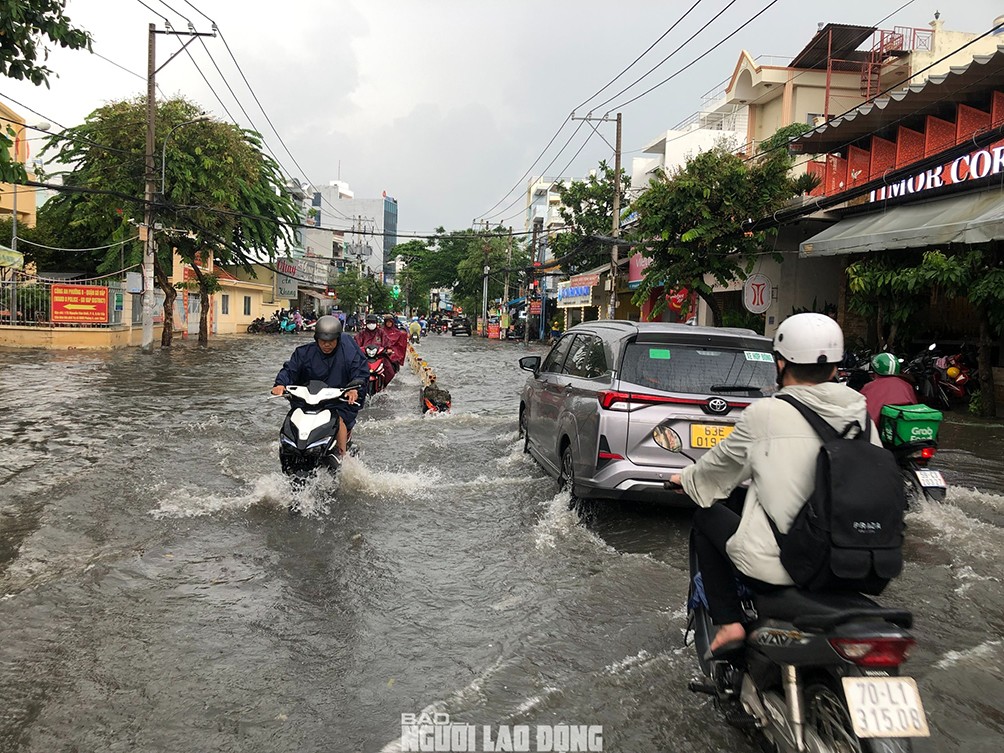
0 334 1002 753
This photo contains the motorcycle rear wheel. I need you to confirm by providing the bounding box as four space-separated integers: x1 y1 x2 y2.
804 682 912 753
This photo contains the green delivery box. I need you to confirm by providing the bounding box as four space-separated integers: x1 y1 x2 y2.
879 404 942 446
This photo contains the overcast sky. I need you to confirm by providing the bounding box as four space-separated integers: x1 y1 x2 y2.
3 0 1000 236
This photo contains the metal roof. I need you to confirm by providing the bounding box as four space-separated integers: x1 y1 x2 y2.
790 23 876 70
793 43 1004 154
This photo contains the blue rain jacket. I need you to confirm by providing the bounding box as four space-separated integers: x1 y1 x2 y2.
273 335 371 428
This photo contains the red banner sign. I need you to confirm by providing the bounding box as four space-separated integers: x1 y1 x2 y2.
51 285 109 323
529 300 542 315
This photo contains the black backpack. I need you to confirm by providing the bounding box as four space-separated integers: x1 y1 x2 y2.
767 395 906 595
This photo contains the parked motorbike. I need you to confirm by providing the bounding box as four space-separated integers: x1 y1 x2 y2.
837 348 872 391
933 346 977 404
274 380 361 485
247 316 267 334
686 528 929 753
903 344 952 410
364 345 395 395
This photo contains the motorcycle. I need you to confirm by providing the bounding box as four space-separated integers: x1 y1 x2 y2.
686 526 929 753
409 332 420 345
364 345 395 395
878 403 947 504
837 348 872 392
275 380 362 484
247 316 267 334
903 344 952 410
933 346 977 404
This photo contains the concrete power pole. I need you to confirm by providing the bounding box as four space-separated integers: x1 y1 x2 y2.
609 112 622 321
141 23 157 352
141 23 215 352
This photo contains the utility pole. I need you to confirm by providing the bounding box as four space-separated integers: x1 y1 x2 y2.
526 219 541 347
572 112 622 320
142 22 215 352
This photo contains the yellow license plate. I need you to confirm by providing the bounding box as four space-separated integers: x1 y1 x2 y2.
690 424 734 449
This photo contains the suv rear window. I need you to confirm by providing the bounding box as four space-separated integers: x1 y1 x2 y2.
620 342 776 396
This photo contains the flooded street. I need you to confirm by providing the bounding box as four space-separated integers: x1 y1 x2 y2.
1 334 1002 753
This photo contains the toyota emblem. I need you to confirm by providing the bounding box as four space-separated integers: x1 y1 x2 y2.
707 397 729 414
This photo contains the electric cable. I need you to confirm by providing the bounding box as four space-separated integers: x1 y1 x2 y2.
591 0 739 114
604 0 782 112
480 0 711 221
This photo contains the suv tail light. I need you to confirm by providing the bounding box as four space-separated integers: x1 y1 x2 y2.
829 638 915 667
597 390 749 411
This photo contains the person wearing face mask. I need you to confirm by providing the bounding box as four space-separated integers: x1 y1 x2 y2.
355 313 406 378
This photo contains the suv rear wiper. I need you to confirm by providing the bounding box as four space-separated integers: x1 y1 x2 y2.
710 384 763 393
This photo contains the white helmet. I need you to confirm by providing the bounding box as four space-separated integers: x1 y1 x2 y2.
773 313 843 365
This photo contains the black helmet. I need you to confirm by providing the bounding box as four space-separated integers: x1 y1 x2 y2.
314 315 343 341
365 313 379 324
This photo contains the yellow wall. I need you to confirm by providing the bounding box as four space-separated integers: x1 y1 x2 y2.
0 101 40 230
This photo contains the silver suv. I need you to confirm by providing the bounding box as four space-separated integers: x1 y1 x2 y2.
518 321 775 504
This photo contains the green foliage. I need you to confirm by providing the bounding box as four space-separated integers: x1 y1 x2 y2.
968 389 985 417
331 266 368 313
628 130 805 323
721 308 765 335
38 97 300 344
397 228 529 315
549 160 630 275
0 0 91 182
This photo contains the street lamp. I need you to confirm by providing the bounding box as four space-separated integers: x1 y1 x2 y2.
11 120 50 253
160 116 209 196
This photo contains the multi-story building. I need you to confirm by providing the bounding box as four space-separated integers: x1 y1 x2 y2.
0 100 42 266
310 182 399 282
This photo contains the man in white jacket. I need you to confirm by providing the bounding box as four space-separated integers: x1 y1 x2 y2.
670 313 878 657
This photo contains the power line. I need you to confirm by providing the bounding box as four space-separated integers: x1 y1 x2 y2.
605 0 782 112
591 0 739 114
572 0 706 114
478 0 710 222
483 120 587 222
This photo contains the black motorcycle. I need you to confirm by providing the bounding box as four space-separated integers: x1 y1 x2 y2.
687 531 929 752
274 380 362 485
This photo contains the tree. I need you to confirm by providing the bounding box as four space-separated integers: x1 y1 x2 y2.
848 248 1003 417
41 97 299 346
845 252 931 351
392 228 528 315
549 160 630 275
628 125 815 323
1 0 91 182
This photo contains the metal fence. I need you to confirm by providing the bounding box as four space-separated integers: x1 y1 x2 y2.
0 271 125 328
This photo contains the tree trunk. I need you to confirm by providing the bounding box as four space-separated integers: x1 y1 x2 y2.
698 290 721 326
977 307 997 418
187 262 211 347
875 299 885 350
154 258 176 348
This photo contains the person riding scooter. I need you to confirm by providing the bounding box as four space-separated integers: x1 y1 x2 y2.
860 351 917 424
272 315 369 456
408 317 422 344
669 313 881 657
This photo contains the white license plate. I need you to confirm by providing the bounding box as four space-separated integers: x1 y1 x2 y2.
915 470 946 488
842 676 930 738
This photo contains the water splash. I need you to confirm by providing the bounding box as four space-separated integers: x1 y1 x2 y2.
935 639 1004 669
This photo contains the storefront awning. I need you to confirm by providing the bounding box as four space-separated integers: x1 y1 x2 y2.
506 296 526 307
800 191 1004 257
300 289 330 302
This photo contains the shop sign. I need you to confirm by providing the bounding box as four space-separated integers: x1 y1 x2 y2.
51 284 109 323
869 139 1004 202
627 252 653 289
529 300 542 315
0 247 24 269
570 273 600 287
666 287 690 313
276 258 297 299
557 281 592 308
743 273 771 314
